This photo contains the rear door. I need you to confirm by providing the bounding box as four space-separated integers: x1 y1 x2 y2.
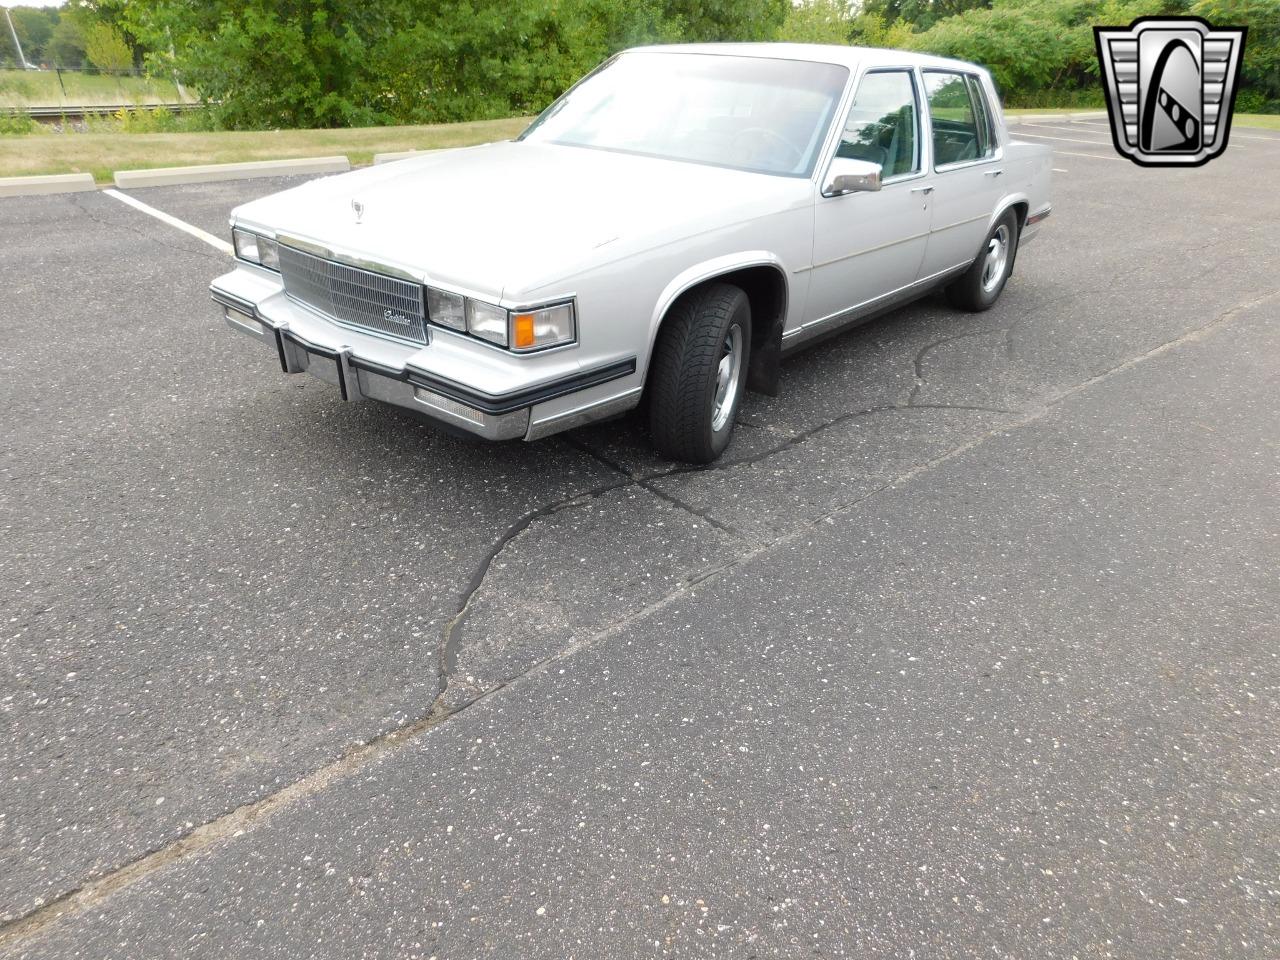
917 70 1004 280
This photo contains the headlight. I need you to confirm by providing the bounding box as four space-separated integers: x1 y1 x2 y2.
259 237 280 270
465 299 509 347
425 287 466 331
232 227 279 272
512 302 575 352
425 285 577 353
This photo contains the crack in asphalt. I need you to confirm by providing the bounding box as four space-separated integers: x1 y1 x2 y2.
435 393 1015 700
560 436 744 536
436 472 640 687
6 286 1276 953
908 328 1005 406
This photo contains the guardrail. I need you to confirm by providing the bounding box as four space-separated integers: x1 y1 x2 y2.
18 102 202 120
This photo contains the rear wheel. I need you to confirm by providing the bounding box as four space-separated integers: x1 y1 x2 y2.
648 283 751 464
946 209 1019 311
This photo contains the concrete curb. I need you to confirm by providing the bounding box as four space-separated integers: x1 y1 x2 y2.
373 150 427 165
113 155 350 189
0 173 97 198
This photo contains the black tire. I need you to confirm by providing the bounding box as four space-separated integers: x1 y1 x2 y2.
946 209 1020 312
648 282 751 464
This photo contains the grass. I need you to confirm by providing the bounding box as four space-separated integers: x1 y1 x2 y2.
0 117 532 182
1235 113 1280 130
1004 107 1101 115
0 68 189 108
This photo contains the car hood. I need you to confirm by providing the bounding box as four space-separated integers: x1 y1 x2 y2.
231 140 810 300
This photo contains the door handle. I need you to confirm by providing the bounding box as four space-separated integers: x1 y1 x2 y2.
910 185 935 194
984 169 1004 177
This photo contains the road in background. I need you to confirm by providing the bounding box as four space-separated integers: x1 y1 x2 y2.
1 121 1277 957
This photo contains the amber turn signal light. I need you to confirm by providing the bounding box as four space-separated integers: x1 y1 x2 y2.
513 313 536 349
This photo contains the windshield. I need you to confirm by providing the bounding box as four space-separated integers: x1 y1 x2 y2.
519 52 850 178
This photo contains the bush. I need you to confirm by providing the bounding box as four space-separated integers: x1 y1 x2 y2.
1234 89 1278 114
1194 0 1280 107
83 105 213 134
905 0 1173 104
113 105 182 133
125 0 789 130
0 111 39 136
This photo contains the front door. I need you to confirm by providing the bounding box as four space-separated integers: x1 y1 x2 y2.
802 68 931 333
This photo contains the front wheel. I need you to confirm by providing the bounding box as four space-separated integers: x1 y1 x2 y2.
946 209 1019 312
648 282 751 464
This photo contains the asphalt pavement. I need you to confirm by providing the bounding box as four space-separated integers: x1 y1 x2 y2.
1 118 1277 958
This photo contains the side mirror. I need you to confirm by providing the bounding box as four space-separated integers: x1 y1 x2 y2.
822 158 882 197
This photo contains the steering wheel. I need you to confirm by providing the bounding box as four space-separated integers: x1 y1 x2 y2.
732 127 803 168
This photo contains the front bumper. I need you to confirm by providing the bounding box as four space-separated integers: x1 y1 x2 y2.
211 268 638 441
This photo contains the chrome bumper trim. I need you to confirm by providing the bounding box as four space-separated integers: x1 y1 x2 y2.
525 387 643 441
212 287 636 442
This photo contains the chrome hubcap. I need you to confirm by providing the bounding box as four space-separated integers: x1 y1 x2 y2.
981 224 1010 294
711 323 744 432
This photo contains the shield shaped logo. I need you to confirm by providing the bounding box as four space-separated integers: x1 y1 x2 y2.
1094 16 1247 167
352 198 365 224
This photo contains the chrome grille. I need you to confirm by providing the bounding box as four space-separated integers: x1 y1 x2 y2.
278 244 427 344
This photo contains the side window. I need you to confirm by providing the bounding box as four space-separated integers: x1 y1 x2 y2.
836 70 919 179
924 71 985 167
965 74 997 157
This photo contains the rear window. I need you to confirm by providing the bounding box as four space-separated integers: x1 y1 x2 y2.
924 71 996 167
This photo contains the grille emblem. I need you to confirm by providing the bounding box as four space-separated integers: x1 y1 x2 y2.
352 199 365 224
1094 16 1246 168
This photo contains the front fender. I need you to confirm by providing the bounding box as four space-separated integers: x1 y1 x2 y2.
646 251 791 394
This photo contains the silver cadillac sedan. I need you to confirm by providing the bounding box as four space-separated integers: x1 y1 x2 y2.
212 43 1052 463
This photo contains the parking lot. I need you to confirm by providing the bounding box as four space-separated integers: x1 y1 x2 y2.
2 117 1278 958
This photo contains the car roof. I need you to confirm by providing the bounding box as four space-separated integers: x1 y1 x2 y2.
623 42 986 77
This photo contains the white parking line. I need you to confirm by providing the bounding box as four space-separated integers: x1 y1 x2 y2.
1053 168 1069 173
1019 123 1113 139
104 189 233 255
1052 149 1126 162
1023 117 1280 143
1014 131 1133 147
1223 131 1280 142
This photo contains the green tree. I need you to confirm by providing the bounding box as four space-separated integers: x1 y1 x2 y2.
48 16 87 68
663 0 789 41
848 10 916 47
1194 0 1280 107
863 0 992 32
84 20 132 74
10 7 57 64
904 0 1171 103
120 0 791 129
777 0 852 44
